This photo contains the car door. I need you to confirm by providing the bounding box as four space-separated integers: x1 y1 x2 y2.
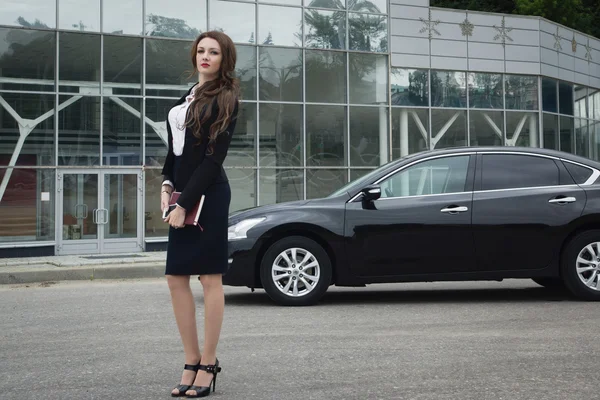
345 153 477 278
471 152 586 272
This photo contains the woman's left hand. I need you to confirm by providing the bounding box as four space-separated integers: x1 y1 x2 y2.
165 205 186 229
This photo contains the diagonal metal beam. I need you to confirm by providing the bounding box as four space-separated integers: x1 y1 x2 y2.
431 112 460 148
108 96 167 145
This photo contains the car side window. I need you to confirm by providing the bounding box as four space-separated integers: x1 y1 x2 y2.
482 154 559 190
379 155 470 198
563 161 594 184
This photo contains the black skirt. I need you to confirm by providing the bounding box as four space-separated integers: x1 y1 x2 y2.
165 156 231 275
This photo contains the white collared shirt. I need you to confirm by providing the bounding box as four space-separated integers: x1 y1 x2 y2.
162 89 197 189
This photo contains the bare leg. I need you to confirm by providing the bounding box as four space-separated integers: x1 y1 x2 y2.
186 274 225 395
167 275 202 396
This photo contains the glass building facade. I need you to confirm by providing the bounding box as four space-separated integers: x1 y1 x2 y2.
0 0 599 256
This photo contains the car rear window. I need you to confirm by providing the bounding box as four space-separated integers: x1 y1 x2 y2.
563 162 594 184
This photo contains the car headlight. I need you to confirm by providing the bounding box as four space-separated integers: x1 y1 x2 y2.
228 217 265 241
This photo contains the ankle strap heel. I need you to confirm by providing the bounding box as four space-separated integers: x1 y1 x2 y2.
185 359 221 398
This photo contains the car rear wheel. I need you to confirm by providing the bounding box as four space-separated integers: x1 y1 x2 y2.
561 230 600 301
260 236 332 306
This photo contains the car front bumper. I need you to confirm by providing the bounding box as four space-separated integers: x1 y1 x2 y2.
222 238 259 288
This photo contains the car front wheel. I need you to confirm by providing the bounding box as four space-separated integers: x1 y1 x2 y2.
561 230 600 301
260 236 332 306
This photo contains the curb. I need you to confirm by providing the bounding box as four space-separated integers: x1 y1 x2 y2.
0 262 165 285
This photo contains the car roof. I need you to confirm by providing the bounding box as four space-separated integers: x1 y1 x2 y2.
407 146 600 168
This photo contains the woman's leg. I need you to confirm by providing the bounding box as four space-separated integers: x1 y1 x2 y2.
187 274 225 391
167 274 202 395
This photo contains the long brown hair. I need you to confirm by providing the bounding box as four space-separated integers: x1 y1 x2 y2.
184 31 240 152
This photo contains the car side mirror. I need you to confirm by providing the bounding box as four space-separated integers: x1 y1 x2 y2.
361 185 381 202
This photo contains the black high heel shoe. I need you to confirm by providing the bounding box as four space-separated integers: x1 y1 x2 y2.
171 362 200 397
185 359 221 398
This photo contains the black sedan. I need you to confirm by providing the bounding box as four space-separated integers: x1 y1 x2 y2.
223 146 600 306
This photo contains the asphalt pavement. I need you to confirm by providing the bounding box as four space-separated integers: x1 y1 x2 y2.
1 278 599 400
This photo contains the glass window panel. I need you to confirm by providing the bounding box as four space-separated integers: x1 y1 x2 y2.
144 168 168 238
261 0 301 5
210 0 256 44
307 169 347 199
542 78 557 113
563 162 593 184
559 81 574 116
237 45 257 101
225 102 257 168
575 118 589 158
591 90 600 120
144 98 175 167
506 112 538 147
1 0 56 28
104 173 138 238
350 106 386 167
59 0 100 31
103 0 143 35
258 5 302 47
103 97 142 166
542 113 558 150
431 71 467 108
391 68 428 107
0 93 55 166
469 110 503 146
468 73 502 109
349 12 387 53
505 75 538 110
104 36 143 96
350 0 386 13
305 0 344 10
259 47 302 102
380 155 470 198
431 109 467 149
0 28 55 92
591 121 600 161
58 32 101 93
392 108 428 160
349 53 387 105
304 9 346 50
350 168 376 182
229 169 256 211
145 38 197 97
306 50 346 103
259 169 304 205
58 96 101 166
259 103 303 167
306 105 347 167
0 168 55 243
145 0 206 39
560 116 574 153
574 85 588 118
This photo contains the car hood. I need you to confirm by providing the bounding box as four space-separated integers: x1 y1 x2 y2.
228 199 312 222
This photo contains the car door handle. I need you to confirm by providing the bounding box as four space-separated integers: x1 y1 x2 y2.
548 196 576 204
441 206 469 214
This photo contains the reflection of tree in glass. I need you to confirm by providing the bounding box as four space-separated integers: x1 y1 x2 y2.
302 0 385 51
391 69 428 106
470 73 502 108
16 17 50 29
145 14 201 39
431 71 466 107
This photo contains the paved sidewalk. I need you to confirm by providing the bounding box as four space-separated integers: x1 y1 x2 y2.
0 252 166 284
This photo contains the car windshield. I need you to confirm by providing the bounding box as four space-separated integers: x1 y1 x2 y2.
327 151 431 198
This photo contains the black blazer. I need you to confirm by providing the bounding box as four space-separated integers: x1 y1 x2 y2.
161 84 239 211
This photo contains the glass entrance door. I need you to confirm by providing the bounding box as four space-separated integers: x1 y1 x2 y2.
56 169 143 255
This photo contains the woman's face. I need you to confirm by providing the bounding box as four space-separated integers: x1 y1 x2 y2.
196 37 222 78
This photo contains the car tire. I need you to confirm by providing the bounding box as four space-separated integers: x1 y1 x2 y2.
260 236 332 306
560 230 600 301
531 278 566 291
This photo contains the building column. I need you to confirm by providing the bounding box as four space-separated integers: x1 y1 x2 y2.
379 106 388 165
529 114 538 147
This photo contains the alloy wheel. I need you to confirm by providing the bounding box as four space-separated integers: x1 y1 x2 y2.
271 247 320 297
575 242 600 291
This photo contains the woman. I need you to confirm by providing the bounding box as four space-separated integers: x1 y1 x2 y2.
160 30 240 398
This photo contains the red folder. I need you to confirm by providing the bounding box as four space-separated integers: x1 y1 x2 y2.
169 191 205 230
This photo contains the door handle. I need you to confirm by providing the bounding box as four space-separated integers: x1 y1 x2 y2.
93 208 98 224
99 208 109 225
548 196 576 204
441 206 469 214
